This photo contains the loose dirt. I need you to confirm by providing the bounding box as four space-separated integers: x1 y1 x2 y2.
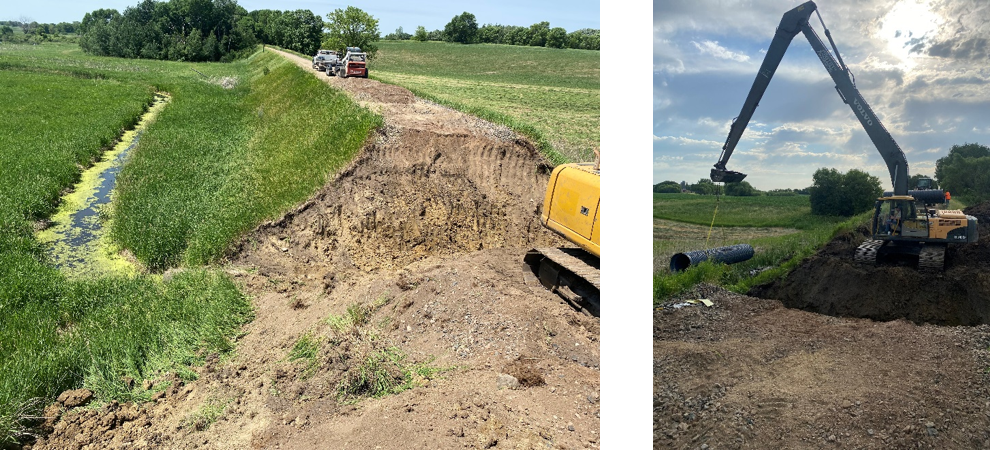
655 203 990 448
31 50 599 449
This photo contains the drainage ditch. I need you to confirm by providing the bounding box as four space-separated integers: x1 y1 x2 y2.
36 93 170 278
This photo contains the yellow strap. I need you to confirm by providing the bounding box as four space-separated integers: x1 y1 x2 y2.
705 183 721 247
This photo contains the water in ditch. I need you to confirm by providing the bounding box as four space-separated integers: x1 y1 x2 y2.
37 93 170 278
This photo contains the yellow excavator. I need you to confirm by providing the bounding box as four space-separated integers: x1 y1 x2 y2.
523 161 600 316
711 0 978 272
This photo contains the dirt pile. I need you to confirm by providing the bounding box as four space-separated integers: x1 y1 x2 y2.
751 202 990 325
29 49 598 450
655 284 990 449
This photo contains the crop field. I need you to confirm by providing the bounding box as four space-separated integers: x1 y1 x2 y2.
653 193 866 301
0 42 377 444
369 40 599 164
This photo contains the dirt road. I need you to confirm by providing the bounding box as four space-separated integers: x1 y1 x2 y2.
655 203 990 449
34 50 599 449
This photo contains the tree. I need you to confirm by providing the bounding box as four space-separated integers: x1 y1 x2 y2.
324 6 380 57
840 169 882 215
443 12 478 44
809 168 882 216
78 1 256 62
412 25 427 42
527 21 550 47
546 27 567 48
477 24 503 44
653 181 681 194
0 26 13 42
810 168 845 216
724 181 760 196
935 143 990 203
690 179 718 195
567 28 600 50
384 26 410 40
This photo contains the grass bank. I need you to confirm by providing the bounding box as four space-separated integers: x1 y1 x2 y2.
110 50 380 269
653 193 868 302
369 40 599 164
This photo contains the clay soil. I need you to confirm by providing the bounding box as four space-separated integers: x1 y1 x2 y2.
31 50 599 450
655 203 990 449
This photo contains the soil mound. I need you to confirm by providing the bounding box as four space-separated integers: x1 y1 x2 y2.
233 126 562 282
751 202 990 325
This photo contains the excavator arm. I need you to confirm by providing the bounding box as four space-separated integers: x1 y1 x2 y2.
711 0 910 195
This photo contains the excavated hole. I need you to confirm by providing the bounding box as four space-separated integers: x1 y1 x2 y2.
749 202 990 326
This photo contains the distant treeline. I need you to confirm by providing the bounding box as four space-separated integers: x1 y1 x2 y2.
0 20 82 43
78 0 324 62
384 15 600 50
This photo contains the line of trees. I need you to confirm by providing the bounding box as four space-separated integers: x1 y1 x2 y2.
69 1 600 62
79 0 259 62
653 179 796 197
0 20 82 43
76 1 381 62
248 9 324 56
389 12 599 50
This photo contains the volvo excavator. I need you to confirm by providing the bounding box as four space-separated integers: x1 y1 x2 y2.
710 0 978 272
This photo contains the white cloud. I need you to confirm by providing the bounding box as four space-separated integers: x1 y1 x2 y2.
653 136 722 147
690 40 750 62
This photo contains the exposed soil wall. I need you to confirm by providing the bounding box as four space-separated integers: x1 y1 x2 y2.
751 202 990 325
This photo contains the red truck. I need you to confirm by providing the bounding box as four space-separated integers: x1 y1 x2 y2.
335 47 368 78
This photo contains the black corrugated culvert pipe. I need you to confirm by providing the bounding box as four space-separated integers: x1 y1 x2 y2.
669 244 755 272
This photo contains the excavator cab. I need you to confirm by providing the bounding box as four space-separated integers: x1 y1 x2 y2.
871 196 926 239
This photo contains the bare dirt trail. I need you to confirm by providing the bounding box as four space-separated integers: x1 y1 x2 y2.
655 203 990 449
32 50 599 449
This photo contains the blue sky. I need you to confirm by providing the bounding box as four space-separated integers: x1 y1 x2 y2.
655 0 990 190
3 0 600 36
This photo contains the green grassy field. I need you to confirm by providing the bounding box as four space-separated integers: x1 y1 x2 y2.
369 40 599 164
0 42 378 444
653 193 868 302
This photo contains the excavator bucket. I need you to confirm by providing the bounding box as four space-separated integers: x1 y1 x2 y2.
710 168 747 183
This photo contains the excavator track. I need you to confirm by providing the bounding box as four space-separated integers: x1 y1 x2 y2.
854 239 883 265
523 247 600 317
918 244 946 273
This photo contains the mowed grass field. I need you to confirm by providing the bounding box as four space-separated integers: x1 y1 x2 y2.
653 193 867 302
0 42 378 444
369 40 599 164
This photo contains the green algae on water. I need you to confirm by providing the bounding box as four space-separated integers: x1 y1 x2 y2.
37 93 171 278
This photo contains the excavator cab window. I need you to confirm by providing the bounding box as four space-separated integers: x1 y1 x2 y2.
878 200 913 236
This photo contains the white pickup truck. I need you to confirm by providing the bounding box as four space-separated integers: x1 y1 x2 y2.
312 50 338 72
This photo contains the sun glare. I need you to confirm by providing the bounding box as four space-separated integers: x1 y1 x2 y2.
878 0 941 68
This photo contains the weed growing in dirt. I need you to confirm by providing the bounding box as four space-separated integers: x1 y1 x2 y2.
181 397 231 431
288 333 321 378
301 299 451 402
369 41 598 164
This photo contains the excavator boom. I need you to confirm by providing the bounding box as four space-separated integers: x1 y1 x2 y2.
712 0 909 195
